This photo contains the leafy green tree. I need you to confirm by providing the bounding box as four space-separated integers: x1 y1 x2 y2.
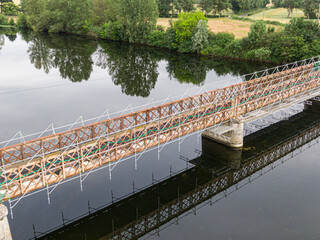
0 0 12 13
179 0 194 12
114 0 158 43
272 0 282 7
23 0 91 34
247 20 267 48
282 0 302 17
0 12 7 23
2 2 19 15
200 0 213 15
191 19 208 53
230 0 268 13
213 0 231 17
285 17 320 43
156 0 172 17
301 0 320 19
171 11 208 52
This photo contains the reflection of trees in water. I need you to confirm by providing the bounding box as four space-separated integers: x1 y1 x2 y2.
166 55 208 85
96 41 271 97
0 35 4 52
27 33 98 82
97 43 160 98
0 27 18 43
23 31 272 93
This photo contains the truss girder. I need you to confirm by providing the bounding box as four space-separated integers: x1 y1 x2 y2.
1 61 320 201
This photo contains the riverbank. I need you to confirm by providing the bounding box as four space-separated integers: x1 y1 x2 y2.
16 0 320 66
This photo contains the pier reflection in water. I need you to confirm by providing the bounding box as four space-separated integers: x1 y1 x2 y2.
33 102 320 240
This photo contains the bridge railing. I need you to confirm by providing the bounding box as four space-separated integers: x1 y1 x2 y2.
0 59 318 167
1 57 320 201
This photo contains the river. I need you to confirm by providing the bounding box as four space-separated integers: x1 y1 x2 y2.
1 28 320 240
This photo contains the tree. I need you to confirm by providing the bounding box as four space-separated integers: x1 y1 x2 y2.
114 0 159 43
2 2 19 15
179 0 194 12
213 0 231 17
23 0 92 34
285 17 320 43
0 13 7 24
156 0 172 17
171 11 208 52
191 19 208 53
301 0 320 19
200 0 213 15
282 0 302 17
90 0 109 25
0 0 12 13
230 0 269 13
247 20 267 48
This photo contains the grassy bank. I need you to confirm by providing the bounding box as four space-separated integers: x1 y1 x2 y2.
248 8 306 24
158 17 284 39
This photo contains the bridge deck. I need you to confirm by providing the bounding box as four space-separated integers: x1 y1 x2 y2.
1 59 320 201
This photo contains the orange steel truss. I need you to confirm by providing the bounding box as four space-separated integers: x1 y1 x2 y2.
1 60 320 201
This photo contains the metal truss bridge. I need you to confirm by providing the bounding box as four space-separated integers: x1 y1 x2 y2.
1 56 320 202
31 104 320 240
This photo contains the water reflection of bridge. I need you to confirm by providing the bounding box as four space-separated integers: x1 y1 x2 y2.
33 104 320 240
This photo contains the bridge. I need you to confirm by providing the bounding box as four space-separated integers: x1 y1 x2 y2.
30 103 320 240
1 57 320 202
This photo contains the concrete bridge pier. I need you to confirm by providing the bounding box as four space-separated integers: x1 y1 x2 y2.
0 204 12 240
202 116 244 149
202 116 244 169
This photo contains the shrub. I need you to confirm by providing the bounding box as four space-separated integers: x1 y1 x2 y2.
270 35 307 63
225 39 243 57
212 32 235 48
191 20 209 54
245 47 271 61
9 18 15 26
165 27 177 50
172 11 208 52
285 17 320 43
247 21 267 48
99 21 123 41
17 13 31 29
0 14 7 25
2 2 20 16
148 27 168 48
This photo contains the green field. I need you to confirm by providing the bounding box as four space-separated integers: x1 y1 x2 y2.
248 8 305 23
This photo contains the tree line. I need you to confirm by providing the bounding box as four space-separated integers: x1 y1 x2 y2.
16 0 320 65
157 0 270 17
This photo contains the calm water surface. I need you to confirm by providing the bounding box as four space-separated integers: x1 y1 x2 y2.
1 28 320 240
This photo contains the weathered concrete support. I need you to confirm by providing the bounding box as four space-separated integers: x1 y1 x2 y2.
201 137 242 170
202 116 244 149
304 97 320 113
0 204 12 240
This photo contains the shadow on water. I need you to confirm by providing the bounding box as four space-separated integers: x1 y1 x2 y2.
0 30 274 97
32 103 320 240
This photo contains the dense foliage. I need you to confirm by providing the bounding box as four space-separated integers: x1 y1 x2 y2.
0 13 7 24
2 2 19 15
22 0 91 33
16 0 320 65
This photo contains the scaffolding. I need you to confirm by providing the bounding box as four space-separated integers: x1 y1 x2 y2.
1 56 320 207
